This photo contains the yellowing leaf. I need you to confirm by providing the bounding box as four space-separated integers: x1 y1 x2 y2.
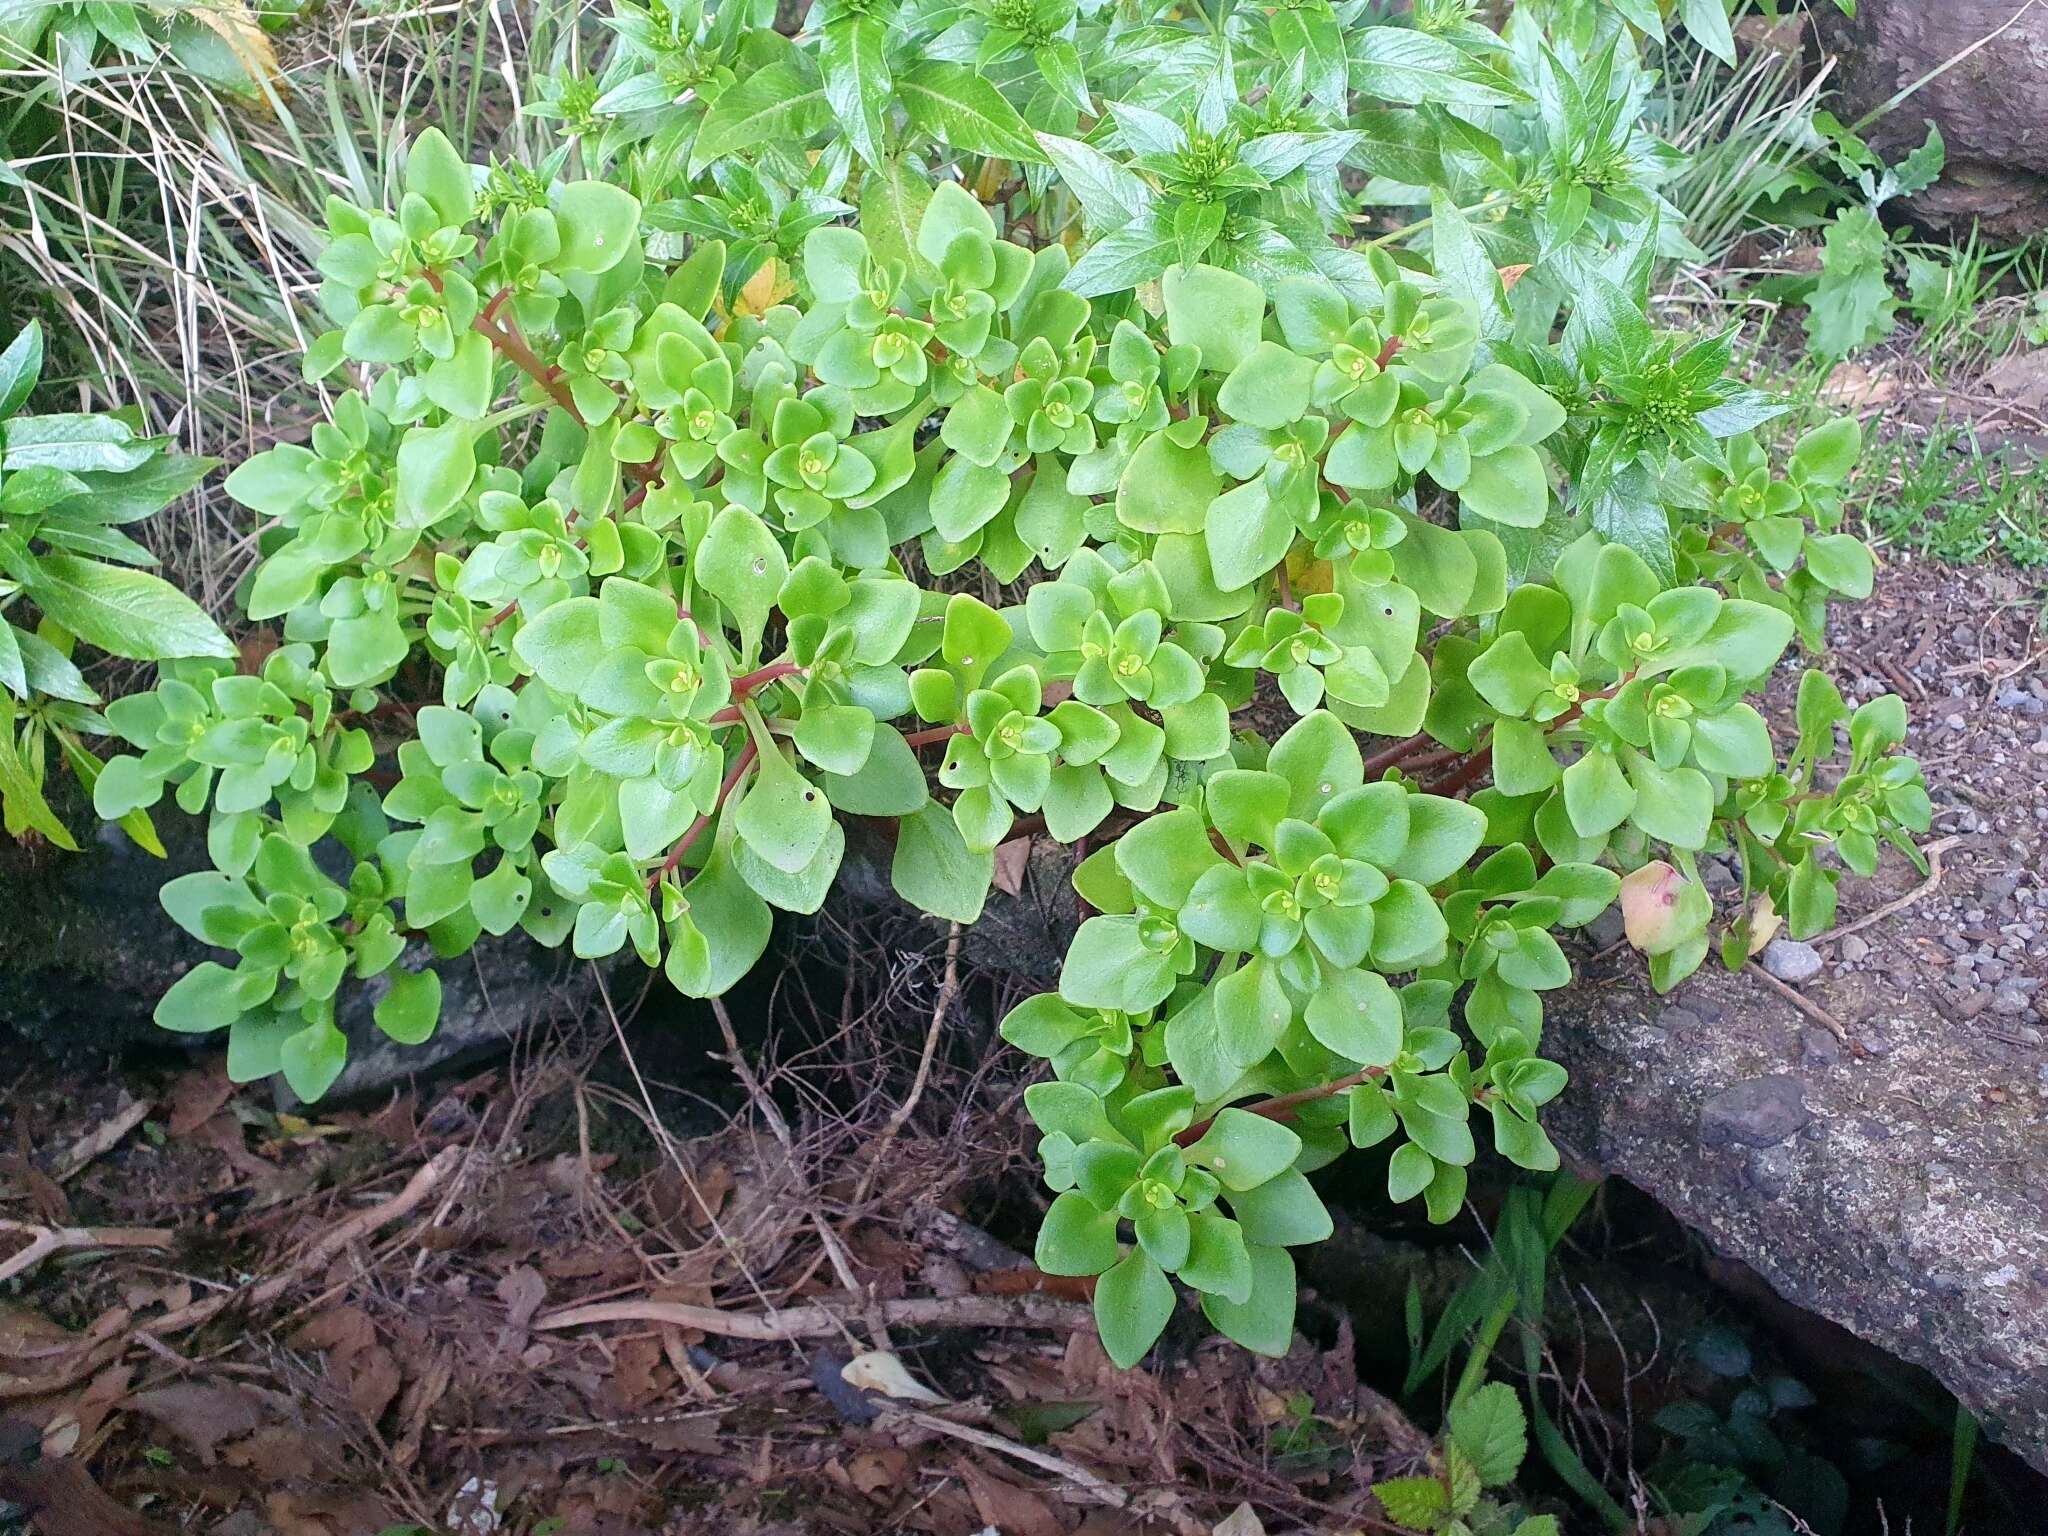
192 2 283 97
1619 861 1684 951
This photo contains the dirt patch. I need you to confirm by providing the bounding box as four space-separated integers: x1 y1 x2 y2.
0 955 1441 1534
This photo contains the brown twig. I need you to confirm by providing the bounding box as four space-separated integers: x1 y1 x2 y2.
1744 961 1850 1045
0 1147 469 1401
52 1097 153 1182
881 1407 1146 1521
0 1222 172 1286
1808 834 1961 946
847 924 962 1210
532 1291 1091 1341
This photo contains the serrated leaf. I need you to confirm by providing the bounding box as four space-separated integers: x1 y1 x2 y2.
26 554 233 661
692 63 830 174
900 62 1043 164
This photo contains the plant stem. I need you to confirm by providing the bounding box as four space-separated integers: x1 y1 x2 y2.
1173 1066 1382 1148
730 660 805 696
472 305 581 419
1361 731 1432 775
647 736 758 891
705 663 806 726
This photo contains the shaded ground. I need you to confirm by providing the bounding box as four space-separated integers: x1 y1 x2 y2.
0 949 1443 1535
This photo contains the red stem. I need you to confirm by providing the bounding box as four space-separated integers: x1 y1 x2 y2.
1174 1067 1384 1148
703 662 807 725
467 295 581 419
731 661 804 695
1361 731 1431 775
647 737 759 891
1424 747 1493 797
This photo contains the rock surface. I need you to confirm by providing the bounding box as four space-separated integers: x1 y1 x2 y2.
0 797 605 1100
1546 955 2048 1473
1816 1 2048 240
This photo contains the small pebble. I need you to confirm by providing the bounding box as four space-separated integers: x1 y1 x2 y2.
1991 985 2034 1017
1802 1027 1842 1068
1700 1075 1813 1149
1840 933 1871 965
1587 908 1626 948
1760 938 1823 985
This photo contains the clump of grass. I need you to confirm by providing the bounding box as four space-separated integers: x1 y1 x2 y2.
1851 419 2048 569
0 0 581 598
1648 15 1836 266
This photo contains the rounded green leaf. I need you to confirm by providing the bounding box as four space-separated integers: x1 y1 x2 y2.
1199 1243 1295 1356
1037 1190 1122 1276
1093 1248 1176 1367
1186 1107 1302 1192
374 967 442 1045
1304 968 1402 1066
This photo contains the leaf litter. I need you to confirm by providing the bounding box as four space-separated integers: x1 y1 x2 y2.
0 916 1441 1534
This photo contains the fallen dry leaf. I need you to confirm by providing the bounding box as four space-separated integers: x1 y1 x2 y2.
842 1350 948 1405
496 1265 548 1333
0 1422 163 1536
166 1065 236 1138
993 837 1032 897
345 1345 403 1425
289 1307 401 1426
957 1455 1063 1536
126 1382 270 1465
40 1361 132 1458
1981 348 2048 410
1817 360 1901 411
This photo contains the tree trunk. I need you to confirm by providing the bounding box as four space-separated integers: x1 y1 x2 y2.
1816 0 2048 239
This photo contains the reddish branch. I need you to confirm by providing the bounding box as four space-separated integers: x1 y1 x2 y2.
704 662 807 725
647 737 759 891
904 723 962 748
1361 731 1433 776
730 661 804 696
1173 1066 1385 1148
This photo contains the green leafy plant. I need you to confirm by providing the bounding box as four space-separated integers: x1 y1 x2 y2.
73 0 1924 1375
0 321 231 847
1650 1329 1849 1536
1795 121 1946 362
1371 1380 1558 1536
